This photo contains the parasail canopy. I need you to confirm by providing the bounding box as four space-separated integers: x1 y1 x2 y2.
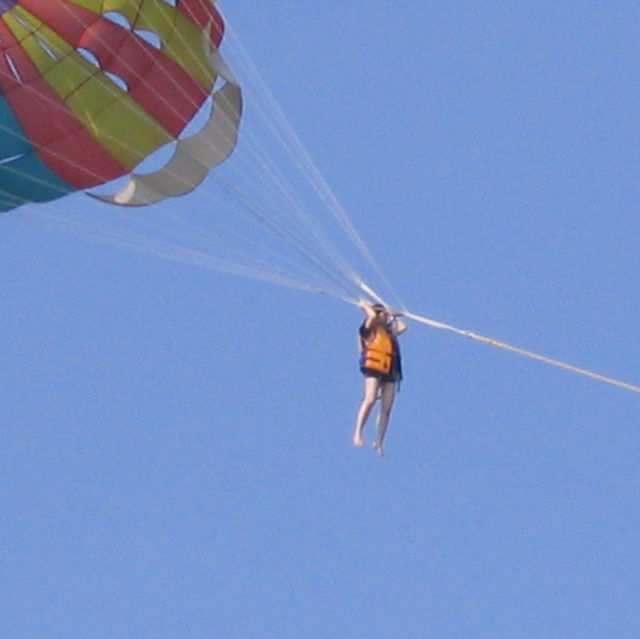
0 0 241 212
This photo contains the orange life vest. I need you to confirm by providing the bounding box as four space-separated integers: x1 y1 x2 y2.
360 325 395 375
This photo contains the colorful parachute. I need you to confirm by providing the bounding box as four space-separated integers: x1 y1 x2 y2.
0 0 241 212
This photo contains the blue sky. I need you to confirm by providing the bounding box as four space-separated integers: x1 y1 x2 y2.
2 2 640 637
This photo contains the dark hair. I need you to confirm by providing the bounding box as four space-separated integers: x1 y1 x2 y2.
372 304 386 314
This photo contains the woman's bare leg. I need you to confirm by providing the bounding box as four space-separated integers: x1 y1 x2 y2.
353 376 380 447
373 382 396 456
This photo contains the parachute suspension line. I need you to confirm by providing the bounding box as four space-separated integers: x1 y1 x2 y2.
215 34 366 295
0 7 391 306
209 174 364 302
223 24 405 308
199 100 362 292
402 309 640 395
108 197 340 296
227 26 390 294
216 113 362 290
29 196 354 303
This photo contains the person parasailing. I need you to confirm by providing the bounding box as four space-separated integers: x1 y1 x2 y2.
353 300 407 456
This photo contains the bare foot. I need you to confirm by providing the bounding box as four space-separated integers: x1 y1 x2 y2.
352 433 365 447
373 442 385 457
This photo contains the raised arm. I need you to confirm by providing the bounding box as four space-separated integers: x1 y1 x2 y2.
358 300 379 329
388 308 408 335
392 316 408 336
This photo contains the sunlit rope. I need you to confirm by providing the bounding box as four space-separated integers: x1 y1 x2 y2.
400 309 640 394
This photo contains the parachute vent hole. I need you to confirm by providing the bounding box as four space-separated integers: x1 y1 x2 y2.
105 71 129 92
103 11 132 31
77 47 100 69
35 36 59 61
213 75 226 91
160 0 178 7
179 95 212 138
134 140 177 175
0 153 24 166
4 52 22 83
12 13 35 34
134 30 162 50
